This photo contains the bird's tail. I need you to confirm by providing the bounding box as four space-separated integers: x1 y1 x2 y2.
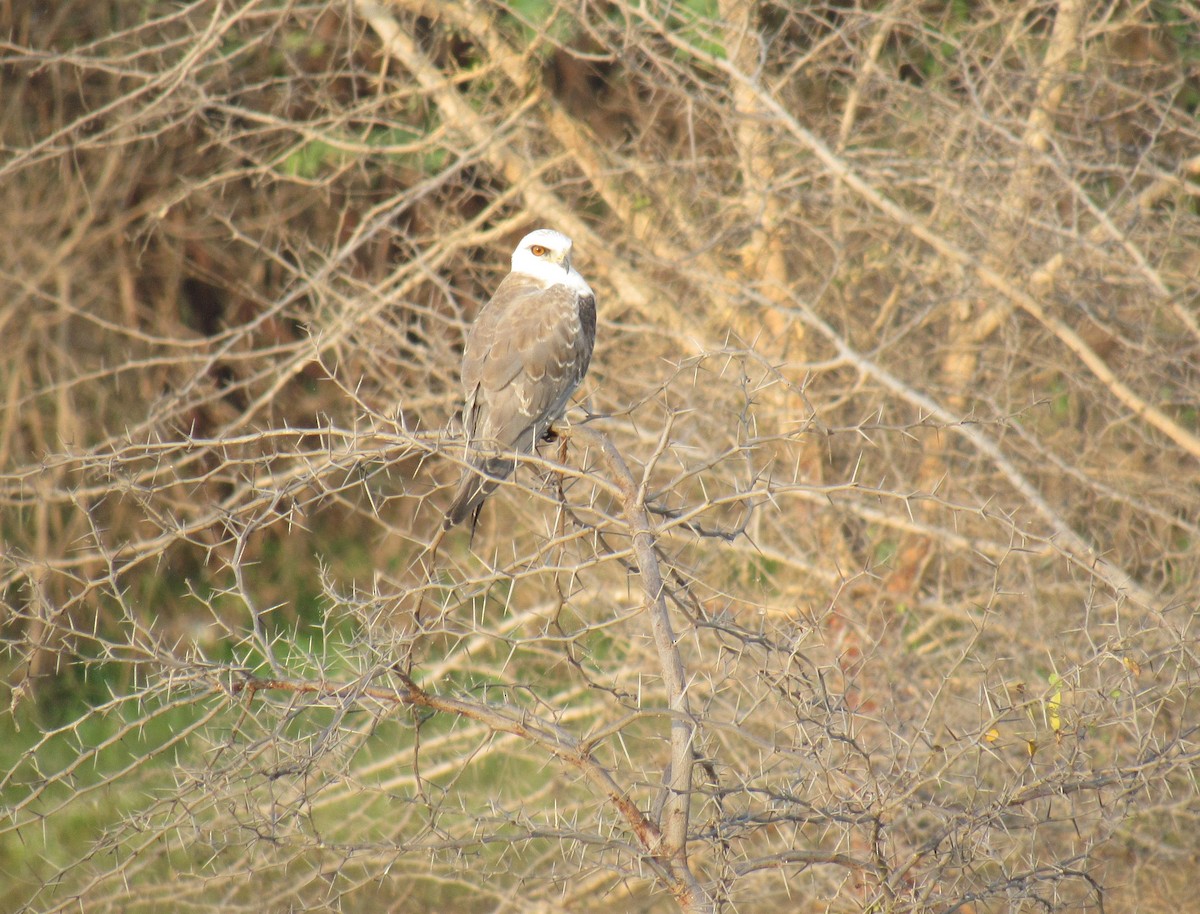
443 455 516 529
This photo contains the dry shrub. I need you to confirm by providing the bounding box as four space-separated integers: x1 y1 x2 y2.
2 1 1199 911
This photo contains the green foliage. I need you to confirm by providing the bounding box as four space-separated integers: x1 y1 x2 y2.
0 685 208 904
280 137 344 178
278 125 432 179
498 0 579 47
669 0 725 62
1152 0 1200 56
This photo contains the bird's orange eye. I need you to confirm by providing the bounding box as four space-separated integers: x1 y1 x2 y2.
530 244 547 256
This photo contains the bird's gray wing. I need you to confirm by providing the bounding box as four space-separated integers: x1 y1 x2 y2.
455 274 531 446
473 281 591 450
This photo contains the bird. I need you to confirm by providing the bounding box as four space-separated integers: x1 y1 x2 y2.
443 229 597 530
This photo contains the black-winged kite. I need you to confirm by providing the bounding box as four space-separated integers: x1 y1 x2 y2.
444 229 597 529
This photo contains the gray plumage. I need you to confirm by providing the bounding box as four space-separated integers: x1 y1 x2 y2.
444 229 597 529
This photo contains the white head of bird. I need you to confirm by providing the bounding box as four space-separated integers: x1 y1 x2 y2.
511 229 593 296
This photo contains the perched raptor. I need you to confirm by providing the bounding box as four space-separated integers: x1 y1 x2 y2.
443 229 597 529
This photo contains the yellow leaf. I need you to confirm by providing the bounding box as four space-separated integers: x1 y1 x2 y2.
984 728 1000 744
1123 657 1142 676
1046 674 1062 732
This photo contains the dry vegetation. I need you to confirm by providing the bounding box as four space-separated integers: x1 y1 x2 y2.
2 0 1199 911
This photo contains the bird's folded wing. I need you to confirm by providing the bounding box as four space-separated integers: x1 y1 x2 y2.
469 285 589 448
